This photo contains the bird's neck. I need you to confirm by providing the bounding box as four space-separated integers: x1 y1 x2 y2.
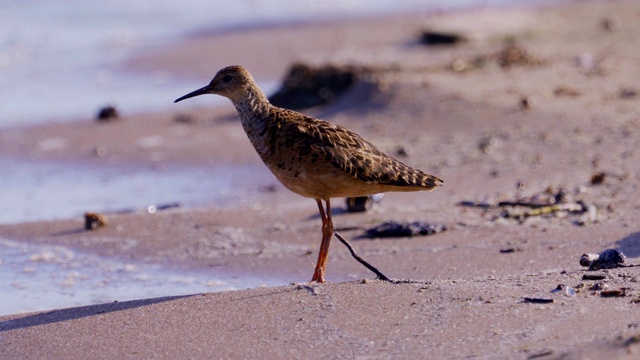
232 86 273 155
233 86 270 127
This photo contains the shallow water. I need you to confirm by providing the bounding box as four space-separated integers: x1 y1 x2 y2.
0 158 275 225
0 158 283 317
0 238 280 316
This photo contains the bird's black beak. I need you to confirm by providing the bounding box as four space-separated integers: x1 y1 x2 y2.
174 85 211 103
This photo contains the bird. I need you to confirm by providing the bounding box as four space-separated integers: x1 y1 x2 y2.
174 65 443 283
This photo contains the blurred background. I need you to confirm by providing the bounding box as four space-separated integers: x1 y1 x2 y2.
0 0 530 127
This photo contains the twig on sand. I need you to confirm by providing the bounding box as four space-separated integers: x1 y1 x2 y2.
335 232 428 285
335 232 390 281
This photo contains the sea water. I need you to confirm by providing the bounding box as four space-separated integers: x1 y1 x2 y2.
0 158 275 225
0 238 279 316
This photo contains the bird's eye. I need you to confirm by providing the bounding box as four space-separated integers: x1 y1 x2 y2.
222 75 233 83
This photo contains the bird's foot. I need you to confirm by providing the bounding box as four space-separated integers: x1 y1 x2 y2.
310 268 325 283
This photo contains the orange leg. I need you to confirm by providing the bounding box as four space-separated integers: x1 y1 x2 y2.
311 198 333 283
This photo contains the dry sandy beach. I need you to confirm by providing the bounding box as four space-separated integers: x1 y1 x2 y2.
2 0 640 358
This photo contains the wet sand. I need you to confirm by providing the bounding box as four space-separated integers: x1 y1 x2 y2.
2 1 640 358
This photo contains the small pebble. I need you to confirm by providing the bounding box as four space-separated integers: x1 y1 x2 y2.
601 16 621 32
174 113 195 123
590 281 608 291
419 31 466 46
520 96 535 111
551 284 576 297
590 172 606 185
619 88 637 99
346 194 383 213
96 105 119 121
395 145 413 157
93 146 108 157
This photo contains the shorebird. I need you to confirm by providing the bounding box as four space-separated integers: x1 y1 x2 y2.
175 65 443 283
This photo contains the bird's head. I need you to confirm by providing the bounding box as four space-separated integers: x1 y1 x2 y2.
174 65 255 104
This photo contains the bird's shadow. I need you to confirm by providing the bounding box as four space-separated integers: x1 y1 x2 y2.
0 294 193 332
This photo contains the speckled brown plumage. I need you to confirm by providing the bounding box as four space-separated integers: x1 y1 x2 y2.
175 65 443 283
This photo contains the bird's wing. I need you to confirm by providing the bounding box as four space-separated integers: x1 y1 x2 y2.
289 113 443 190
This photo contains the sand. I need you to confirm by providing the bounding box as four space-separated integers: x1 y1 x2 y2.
2 1 640 358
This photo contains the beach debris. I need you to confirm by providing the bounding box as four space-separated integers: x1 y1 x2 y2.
258 184 278 193
575 53 595 69
269 63 368 110
551 284 577 297
573 282 587 292
575 202 598 226
84 212 108 230
419 30 466 46
619 87 638 99
458 200 492 209
600 16 622 32
449 40 543 73
345 194 384 212
582 273 607 281
463 200 590 222
554 86 581 97
523 297 554 304
335 232 390 282
499 247 521 254
335 232 430 284
173 113 195 123
395 145 413 158
579 253 600 268
589 171 626 186
496 41 542 69
590 172 606 185
623 333 640 349
363 221 447 238
459 186 598 224
519 96 535 111
93 145 108 157
580 249 627 270
449 57 488 72
478 135 500 154
96 105 119 122
527 349 554 359
589 281 608 291
601 288 629 298
296 284 319 296
574 47 613 76
147 203 180 213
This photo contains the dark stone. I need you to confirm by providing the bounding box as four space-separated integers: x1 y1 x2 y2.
269 63 363 110
96 105 119 121
364 220 446 238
